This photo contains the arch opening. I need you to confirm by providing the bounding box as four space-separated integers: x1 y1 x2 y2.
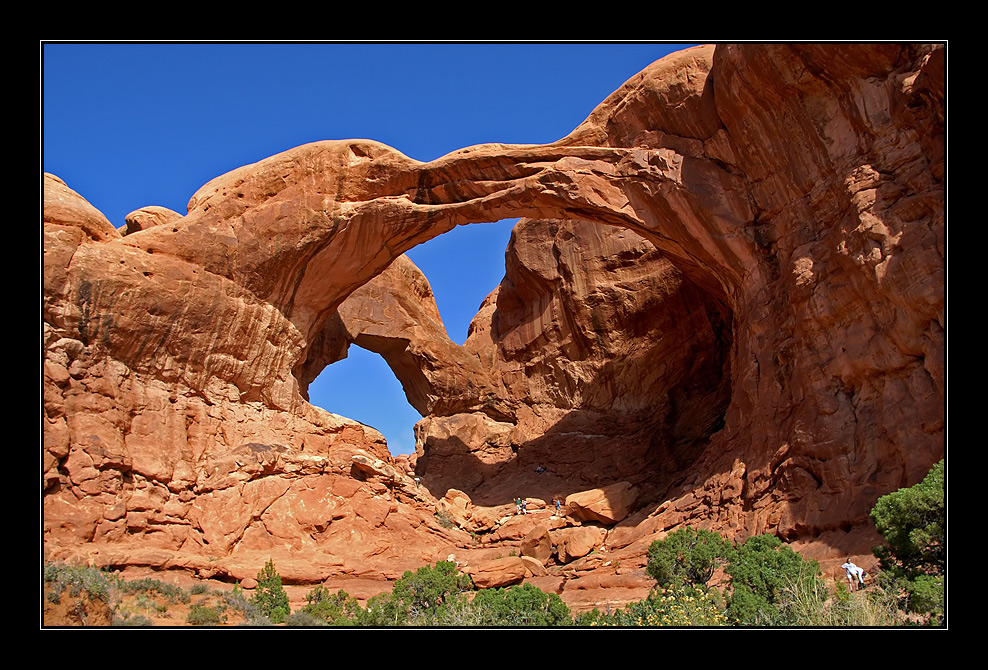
308 344 422 456
303 218 519 457
295 208 736 508
405 219 518 346
279 139 744 501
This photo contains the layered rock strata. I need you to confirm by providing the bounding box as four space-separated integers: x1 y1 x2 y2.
43 44 944 606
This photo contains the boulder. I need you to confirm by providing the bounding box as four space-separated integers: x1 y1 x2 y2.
519 555 548 577
462 556 527 589
520 525 554 563
565 482 639 525
552 526 607 563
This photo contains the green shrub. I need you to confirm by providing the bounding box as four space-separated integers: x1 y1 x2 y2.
356 561 473 626
355 592 398 627
300 585 361 625
471 583 572 626
391 561 472 625
577 583 728 627
646 526 733 587
220 585 267 625
249 560 290 624
44 562 116 605
725 533 823 626
644 527 825 626
904 574 944 622
871 460 944 575
187 603 224 626
870 459 945 625
118 577 189 604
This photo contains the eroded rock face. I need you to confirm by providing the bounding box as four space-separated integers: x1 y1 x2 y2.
43 44 944 608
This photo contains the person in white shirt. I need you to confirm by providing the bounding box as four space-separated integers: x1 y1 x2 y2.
841 559 866 591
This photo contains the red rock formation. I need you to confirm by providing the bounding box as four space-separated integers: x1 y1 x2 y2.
405 216 732 508
43 43 944 610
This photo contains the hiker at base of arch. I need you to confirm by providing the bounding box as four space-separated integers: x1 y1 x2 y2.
841 559 866 591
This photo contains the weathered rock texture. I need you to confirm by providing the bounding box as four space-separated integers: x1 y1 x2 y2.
43 44 944 609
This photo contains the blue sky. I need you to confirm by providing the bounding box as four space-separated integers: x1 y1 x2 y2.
43 41 697 455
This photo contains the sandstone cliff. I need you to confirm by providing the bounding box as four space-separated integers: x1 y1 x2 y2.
43 44 945 610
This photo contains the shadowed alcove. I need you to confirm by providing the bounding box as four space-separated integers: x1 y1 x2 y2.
298 212 735 510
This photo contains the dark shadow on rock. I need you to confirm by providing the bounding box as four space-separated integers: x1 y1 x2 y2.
415 299 733 511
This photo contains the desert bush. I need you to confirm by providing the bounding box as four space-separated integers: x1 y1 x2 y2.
249 559 290 624
352 564 573 627
644 527 826 626
435 509 456 529
43 562 121 626
221 585 271 625
870 459 945 625
871 460 944 575
646 526 733 588
577 582 728 627
44 562 116 605
725 533 823 626
471 583 572 626
903 574 944 623
359 561 474 626
118 576 189 604
187 602 225 626
300 585 362 625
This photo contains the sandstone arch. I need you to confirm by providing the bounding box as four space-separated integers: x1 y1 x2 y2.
44 44 944 591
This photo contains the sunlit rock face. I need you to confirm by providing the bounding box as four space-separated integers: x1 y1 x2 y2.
43 44 943 599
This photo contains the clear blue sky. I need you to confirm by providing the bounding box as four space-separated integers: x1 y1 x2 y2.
43 41 697 455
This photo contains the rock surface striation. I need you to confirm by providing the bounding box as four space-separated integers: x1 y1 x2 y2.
43 44 945 611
